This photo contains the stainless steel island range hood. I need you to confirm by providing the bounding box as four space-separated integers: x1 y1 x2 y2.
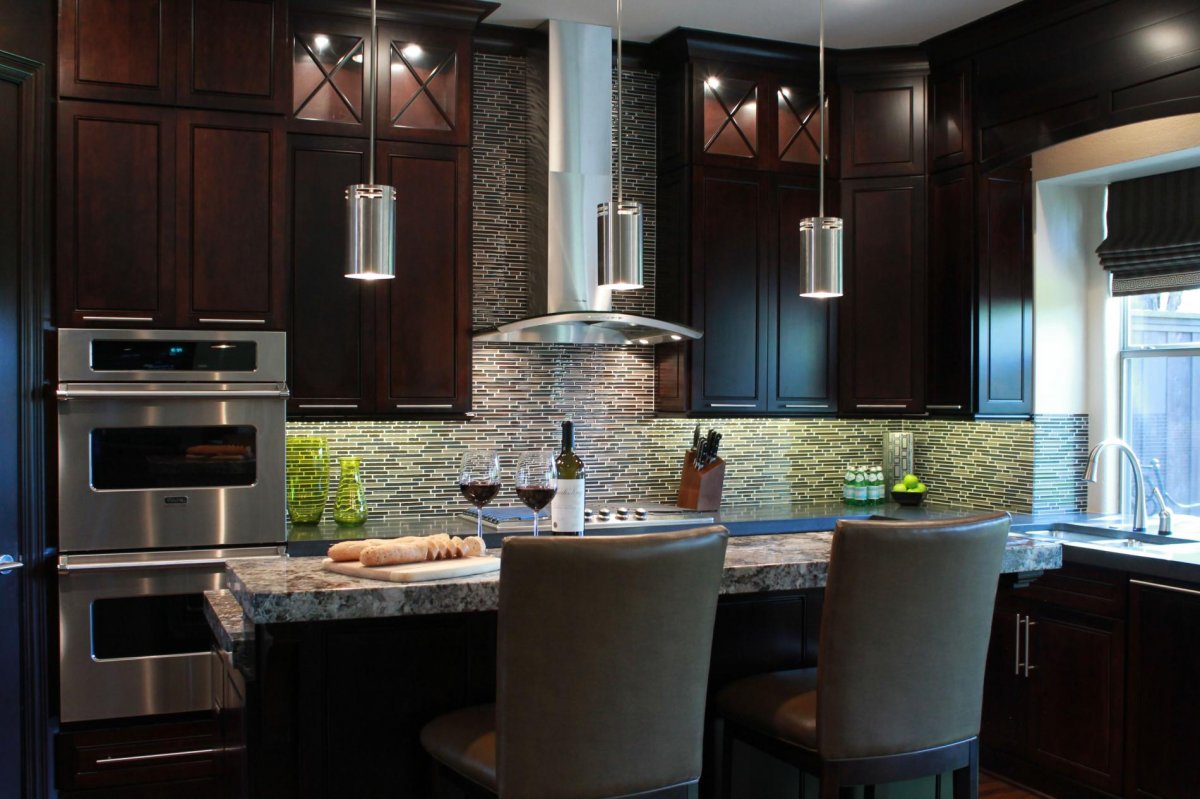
473 20 702 346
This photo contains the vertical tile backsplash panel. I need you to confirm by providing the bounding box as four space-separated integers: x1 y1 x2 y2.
288 54 1088 521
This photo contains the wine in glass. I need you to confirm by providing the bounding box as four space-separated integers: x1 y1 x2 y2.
458 450 500 546
514 452 557 537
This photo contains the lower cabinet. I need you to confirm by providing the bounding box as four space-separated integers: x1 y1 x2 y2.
982 563 1127 797
55 717 221 798
1125 577 1200 799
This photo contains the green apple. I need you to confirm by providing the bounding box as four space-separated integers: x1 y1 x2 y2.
902 473 920 489
913 483 927 493
892 482 907 493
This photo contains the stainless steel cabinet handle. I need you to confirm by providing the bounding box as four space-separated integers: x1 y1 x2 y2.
1014 614 1023 676
197 318 267 325
395 403 453 409
708 403 757 408
58 388 290 400
1130 578 1200 597
81 315 154 322
783 403 831 409
855 404 907 409
97 748 217 766
1024 617 1036 677
0 555 24 574
297 404 359 409
927 404 964 411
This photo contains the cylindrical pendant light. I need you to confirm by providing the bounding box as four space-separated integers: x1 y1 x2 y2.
599 0 644 290
345 0 397 280
799 0 843 299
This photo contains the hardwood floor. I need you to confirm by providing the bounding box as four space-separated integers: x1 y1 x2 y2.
981 771 1052 799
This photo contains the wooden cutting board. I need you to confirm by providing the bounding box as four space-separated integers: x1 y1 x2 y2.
322 556 501 583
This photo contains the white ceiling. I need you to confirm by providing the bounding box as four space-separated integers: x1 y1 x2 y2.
485 0 1025 49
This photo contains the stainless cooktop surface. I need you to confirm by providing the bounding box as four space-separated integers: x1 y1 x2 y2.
460 502 715 532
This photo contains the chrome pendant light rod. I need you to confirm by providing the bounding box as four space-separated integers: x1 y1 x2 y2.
345 0 397 280
616 0 624 207
818 0 825 218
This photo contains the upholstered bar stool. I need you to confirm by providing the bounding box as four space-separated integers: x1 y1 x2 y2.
420 526 729 799
714 513 1011 799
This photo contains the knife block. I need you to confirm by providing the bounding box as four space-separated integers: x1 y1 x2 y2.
677 451 726 511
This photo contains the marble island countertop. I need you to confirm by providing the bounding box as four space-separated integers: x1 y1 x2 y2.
225 532 1062 625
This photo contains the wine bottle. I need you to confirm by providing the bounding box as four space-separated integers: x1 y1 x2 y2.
550 420 585 535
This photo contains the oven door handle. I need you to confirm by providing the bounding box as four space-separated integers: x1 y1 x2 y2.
57 387 290 400
58 557 231 573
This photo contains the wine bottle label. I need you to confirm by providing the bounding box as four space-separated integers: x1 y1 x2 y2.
551 479 585 533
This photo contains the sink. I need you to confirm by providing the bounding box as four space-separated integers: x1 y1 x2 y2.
1015 523 1200 549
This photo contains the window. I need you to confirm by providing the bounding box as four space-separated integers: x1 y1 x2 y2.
1121 288 1200 516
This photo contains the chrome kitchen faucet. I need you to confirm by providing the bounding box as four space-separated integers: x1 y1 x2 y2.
1084 438 1148 532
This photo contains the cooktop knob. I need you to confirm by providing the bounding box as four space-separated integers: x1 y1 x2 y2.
616 506 630 517
583 508 595 518
634 507 649 519
597 508 612 520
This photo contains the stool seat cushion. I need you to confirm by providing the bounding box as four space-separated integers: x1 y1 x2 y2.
420 704 498 792
715 668 819 751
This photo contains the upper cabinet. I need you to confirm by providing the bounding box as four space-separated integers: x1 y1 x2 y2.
59 0 288 112
654 30 829 176
927 60 972 173
56 101 286 329
288 10 474 146
839 58 926 179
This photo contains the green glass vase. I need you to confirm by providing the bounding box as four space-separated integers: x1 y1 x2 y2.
333 457 369 527
286 436 329 524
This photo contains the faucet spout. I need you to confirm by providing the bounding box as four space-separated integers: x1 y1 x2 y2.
1085 438 1148 532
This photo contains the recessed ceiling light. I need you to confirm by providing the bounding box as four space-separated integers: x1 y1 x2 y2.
314 34 330 51
705 76 720 90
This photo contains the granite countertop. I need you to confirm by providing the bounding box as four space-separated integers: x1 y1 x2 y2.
226 532 1062 625
204 589 250 668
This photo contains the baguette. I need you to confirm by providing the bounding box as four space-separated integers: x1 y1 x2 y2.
359 538 429 567
327 539 385 562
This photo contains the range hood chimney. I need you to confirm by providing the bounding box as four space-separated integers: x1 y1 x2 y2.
473 20 702 346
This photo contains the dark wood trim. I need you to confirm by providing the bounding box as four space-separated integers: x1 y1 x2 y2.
0 44 51 799
290 0 497 30
836 47 929 78
924 0 1115 67
649 27 821 74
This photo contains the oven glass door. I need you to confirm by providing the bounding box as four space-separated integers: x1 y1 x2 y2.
57 387 285 552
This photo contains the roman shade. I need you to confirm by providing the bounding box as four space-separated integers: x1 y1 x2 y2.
1096 166 1200 296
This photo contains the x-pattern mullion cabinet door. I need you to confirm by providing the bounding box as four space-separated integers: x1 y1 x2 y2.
375 22 472 147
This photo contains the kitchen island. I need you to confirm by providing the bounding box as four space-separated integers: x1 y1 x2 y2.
206 518 1060 799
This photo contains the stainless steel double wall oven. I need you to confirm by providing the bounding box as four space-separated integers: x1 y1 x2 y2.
56 329 288 723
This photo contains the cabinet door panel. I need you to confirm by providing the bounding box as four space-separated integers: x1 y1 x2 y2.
981 595 1028 755
692 63 771 171
927 166 974 413
59 0 176 104
840 176 926 412
57 102 175 327
929 63 972 173
841 75 926 179
376 24 471 146
977 160 1033 416
177 0 288 112
1127 579 1200 799
1028 608 1125 795
377 143 471 413
177 110 285 327
771 177 836 412
288 136 372 415
692 168 768 411
288 12 370 137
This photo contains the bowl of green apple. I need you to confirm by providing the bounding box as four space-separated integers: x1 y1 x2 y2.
891 473 928 506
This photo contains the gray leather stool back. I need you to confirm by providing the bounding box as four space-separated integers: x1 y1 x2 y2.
496 526 729 799
817 513 1010 760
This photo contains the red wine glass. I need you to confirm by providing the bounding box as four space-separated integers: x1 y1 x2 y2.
515 452 557 537
458 450 500 546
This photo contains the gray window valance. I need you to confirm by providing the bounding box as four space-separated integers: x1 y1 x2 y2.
1096 165 1200 296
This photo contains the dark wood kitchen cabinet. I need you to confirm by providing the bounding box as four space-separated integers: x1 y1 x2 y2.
838 175 926 414
925 165 974 414
1125 576 1200 799
655 166 837 415
176 109 287 328
56 101 176 327
287 138 471 417
59 0 288 112
839 66 926 179
57 102 286 328
927 60 972 173
982 564 1127 798
289 10 476 146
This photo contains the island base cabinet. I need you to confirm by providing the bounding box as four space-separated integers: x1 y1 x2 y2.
1126 578 1200 799
981 566 1126 799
